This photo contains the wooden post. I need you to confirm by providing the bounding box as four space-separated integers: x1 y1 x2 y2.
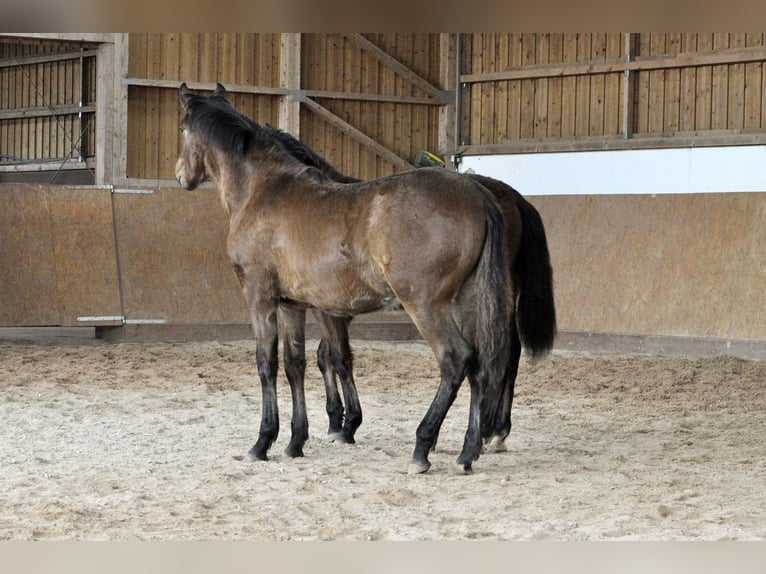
94 34 129 185
279 33 301 138
438 33 457 165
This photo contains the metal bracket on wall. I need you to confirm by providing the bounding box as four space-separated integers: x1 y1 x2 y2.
76 316 167 324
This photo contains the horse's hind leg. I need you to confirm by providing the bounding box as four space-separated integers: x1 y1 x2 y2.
315 313 362 444
316 336 344 439
483 330 521 453
406 310 475 475
279 305 309 458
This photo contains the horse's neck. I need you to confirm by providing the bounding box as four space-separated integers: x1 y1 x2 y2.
211 149 303 219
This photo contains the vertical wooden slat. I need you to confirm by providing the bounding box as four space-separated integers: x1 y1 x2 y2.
727 33 746 130
506 33 523 141
519 33 536 139
744 33 763 130
588 33 606 136
711 33 729 130
545 33 563 138
695 33 713 131
560 33 577 138
664 33 682 133
144 34 161 179
648 33 666 134
574 33 591 137
480 33 497 145
679 33 698 132
534 33 549 138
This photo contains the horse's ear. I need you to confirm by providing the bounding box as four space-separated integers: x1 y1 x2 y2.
179 82 193 107
214 83 227 99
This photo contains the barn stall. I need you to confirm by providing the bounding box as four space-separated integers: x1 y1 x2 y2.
0 33 764 541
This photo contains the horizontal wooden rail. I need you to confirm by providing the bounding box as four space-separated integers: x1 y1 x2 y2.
0 49 98 69
122 78 442 106
460 46 766 84
0 103 96 121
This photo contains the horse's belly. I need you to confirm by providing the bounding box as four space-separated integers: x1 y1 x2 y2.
279 262 393 315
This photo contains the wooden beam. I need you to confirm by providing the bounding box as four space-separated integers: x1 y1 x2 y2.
460 45 766 83
122 78 290 96
0 33 113 43
0 49 99 69
112 34 129 184
0 103 96 121
458 129 766 155
303 89 439 106
342 33 443 101
438 33 457 162
302 98 414 172
95 42 114 186
278 33 301 138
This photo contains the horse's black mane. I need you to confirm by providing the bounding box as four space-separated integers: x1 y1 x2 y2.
262 125 362 184
186 91 361 183
184 93 258 158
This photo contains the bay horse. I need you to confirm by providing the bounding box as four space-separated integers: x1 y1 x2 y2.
261 108 557 453
175 82 516 474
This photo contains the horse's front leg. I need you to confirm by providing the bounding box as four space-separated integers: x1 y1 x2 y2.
245 299 280 462
279 305 309 457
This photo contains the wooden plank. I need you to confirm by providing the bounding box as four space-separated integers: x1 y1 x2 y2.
437 33 456 157
574 33 591 137
459 44 766 83
588 33 606 136
0 185 60 325
711 33 729 130
126 34 146 178
303 97 414 171
727 33 746 130
560 33 577 138
547 33 563 138
480 33 497 145
647 33 666 134
278 33 301 137
520 33 536 139
0 49 99 68
744 34 763 130
0 103 96 121
679 34 698 132
695 33 713 131
144 34 161 179
534 33 549 138
342 33 442 100
664 33 681 133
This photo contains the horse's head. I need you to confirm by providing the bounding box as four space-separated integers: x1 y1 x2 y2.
176 82 255 191
175 83 207 190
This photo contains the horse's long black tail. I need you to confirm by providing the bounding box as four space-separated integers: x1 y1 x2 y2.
471 187 514 405
514 197 557 357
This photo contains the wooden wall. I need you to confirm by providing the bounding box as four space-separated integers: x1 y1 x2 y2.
126 33 281 181
459 33 766 152
124 33 444 182
0 39 97 175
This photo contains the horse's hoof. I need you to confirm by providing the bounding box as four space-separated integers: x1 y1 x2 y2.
407 460 431 475
451 462 473 475
327 431 343 442
284 447 305 458
245 446 268 462
484 436 507 453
